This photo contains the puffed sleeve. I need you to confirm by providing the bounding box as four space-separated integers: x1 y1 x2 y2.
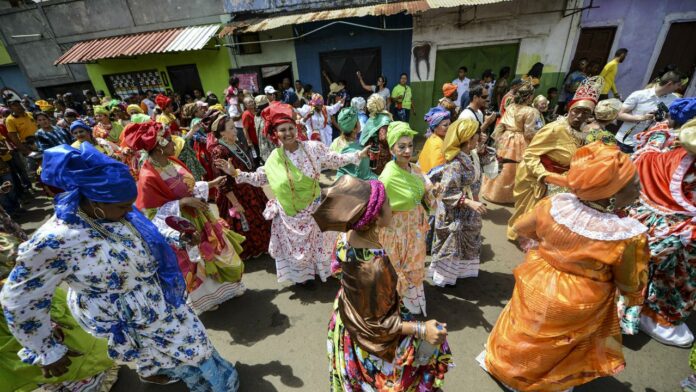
236 166 268 187
0 226 73 366
612 234 649 307
313 141 360 170
439 160 464 207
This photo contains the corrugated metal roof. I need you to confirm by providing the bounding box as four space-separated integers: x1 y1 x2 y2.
55 24 219 65
219 0 507 36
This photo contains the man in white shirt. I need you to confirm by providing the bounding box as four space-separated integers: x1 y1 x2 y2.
296 94 344 146
616 71 683 151
453 66 471 108
458 81 496 137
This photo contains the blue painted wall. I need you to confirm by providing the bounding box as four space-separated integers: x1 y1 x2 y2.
294 14 412 98
0 65 36 97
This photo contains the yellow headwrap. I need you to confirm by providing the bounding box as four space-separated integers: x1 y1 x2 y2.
127 104 143 114
93 105 109 115
679 118 696 155
443 119 479 161
210 104 225 113
35 99 54 112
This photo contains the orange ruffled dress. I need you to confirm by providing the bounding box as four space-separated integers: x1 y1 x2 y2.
486 194 648 391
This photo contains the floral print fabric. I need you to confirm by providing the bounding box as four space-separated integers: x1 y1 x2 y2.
0 216 214 377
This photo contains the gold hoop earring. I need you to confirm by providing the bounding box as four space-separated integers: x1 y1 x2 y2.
93 205 106 220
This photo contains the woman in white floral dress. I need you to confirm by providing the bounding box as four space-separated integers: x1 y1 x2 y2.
0 143 239 391
216 103 369 285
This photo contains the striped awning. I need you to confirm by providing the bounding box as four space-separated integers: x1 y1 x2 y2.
55 24 220 65
219 0 509 36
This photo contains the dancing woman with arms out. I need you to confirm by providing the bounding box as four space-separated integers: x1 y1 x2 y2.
313 175 452 391
0 142 239 391
482 142 648 391
123 121 246 314
217 103 369 285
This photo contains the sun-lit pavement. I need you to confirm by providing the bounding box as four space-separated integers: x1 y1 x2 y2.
19 195 694 392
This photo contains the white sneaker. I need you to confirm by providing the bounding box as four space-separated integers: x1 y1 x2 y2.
639 314 694 347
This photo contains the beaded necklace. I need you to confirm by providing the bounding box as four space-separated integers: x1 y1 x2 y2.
219 139 253 170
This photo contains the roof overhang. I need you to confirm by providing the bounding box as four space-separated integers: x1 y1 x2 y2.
55 24 220 65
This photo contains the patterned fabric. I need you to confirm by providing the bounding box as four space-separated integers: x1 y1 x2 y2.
0 216 213 377
379 206 430 315
176 142 207 181
143 160 245 314
210 143 271 260
430 151 494 286
158 349 239 392
34 126 73 152
328 235 452 392
236 141 359 284
585 127 617 145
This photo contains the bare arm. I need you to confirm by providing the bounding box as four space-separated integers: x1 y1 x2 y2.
356 72 373 93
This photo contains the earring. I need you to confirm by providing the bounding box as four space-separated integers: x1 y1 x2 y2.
93 205 106 220
607 197 616 213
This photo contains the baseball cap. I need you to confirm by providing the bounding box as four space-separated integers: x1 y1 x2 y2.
264 86 277 94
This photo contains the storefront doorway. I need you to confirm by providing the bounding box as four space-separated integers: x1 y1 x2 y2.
650 21 696 94
319 47 381 98
432 43 519 107
167 64 204 97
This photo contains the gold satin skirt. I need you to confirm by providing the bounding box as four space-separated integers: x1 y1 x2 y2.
485 253 626 391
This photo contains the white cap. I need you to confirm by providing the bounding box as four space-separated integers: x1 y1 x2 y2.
264 85 277 94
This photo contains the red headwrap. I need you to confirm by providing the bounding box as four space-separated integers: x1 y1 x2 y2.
122 120 169 152
261 102 295 145
155 94 172 109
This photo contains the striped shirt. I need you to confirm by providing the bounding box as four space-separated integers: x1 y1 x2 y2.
35 126 74 151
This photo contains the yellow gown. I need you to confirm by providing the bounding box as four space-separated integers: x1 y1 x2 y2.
507 117 583 240
417 134 445 175
481 104 541 204
487 196 648 391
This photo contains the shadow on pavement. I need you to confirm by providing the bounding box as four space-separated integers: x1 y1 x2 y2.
434 270 514 308
243 254 277 275
280 278 340 306
425 285 495 333
199 288 290 346
112 367 188 392
579 377 633 391
484 205 512 226
236 360 304 391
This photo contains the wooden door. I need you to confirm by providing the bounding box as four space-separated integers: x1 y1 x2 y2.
572 27 616 75
650 21 696 92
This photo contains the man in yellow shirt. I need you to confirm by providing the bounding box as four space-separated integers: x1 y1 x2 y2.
599 48 628 100
5 100 37 155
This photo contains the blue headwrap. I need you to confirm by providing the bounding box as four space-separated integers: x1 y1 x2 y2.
41 143 185 308
424 106 451 130
282 90 298 105
69 119 91 133
669 98 696 127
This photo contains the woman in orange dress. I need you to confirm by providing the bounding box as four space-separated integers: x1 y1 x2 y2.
482 142 648 392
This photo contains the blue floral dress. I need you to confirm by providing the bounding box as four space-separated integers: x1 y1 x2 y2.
0 215 238 391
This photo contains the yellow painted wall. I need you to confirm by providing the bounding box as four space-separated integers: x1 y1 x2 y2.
0 41 14 65
85 46 231 97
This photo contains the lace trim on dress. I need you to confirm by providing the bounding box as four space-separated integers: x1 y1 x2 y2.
549 193 647 241
669 154 696 216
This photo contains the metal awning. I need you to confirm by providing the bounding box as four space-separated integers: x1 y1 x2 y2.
219 0 508 36
55 24 220 65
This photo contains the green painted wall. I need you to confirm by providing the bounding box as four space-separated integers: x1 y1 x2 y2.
0 41 13 65
86 47 231 97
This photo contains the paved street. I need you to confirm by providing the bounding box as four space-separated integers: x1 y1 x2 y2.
19 195 694 392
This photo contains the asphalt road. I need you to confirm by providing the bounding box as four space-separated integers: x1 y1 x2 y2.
19 194 694 392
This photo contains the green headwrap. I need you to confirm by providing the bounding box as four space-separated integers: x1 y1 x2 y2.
131 113 151 123
93 105 109 115
338 107 358 134
386 121 417 148
359 113 391 146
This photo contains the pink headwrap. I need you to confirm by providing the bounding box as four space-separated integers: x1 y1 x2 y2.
310 93 324 107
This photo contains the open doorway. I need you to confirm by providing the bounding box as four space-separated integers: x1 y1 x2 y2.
320 47 381 99
260 63 294 93
650 21 696 94
167 64 203 97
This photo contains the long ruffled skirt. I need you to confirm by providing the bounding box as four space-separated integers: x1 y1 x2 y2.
158 349 239 392
327 298 452 391
379 207 430 315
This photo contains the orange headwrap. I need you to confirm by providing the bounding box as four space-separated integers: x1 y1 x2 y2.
442 83 457 98
562 142 636 201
